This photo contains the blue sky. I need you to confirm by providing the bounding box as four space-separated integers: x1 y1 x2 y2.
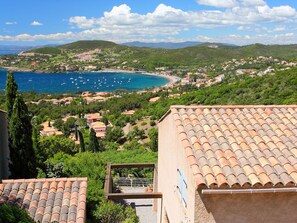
1 0 297 45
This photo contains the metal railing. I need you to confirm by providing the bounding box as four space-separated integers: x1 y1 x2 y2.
116 177 153 187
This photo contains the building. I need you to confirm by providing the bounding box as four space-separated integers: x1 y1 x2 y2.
0 178 88 223
40 121 63 136
85 113 102 125
90 121 106 138
158 105 297 223
0 110 9 180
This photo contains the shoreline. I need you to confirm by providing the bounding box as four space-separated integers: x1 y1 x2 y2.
1 67 180 92
99 68 180 87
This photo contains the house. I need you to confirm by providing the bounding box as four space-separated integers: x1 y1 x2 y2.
90 121 106 138
0 178 88 223
85 113 102 125
40 121 63 136
121 110 135 116
0 110 9 180
158 105 297 223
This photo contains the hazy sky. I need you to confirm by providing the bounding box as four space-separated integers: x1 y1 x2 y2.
1 0 297 45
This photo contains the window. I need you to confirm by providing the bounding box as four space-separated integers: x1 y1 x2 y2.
177 168 187 208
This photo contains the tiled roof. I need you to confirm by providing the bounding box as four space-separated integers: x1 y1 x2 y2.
167 105 297 189
0 178 87 223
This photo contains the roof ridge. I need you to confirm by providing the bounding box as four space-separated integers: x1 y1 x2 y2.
170 105 297 109
1 177 88 183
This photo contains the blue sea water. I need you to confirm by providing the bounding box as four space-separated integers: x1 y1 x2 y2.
0 70 169 94
0 50 22 55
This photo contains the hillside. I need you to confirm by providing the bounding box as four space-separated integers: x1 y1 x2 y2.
36 40 297 66
2 40 297 73
58 40 121 51
145 67 297 119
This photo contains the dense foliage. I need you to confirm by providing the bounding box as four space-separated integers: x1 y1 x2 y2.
5 71 17 119
93 201 139 223
27 41 297 70
0 204 34 223
44 150 157 217
9 95 37 178
144 68 297 119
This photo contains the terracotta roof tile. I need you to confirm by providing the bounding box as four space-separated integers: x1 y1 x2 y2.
0 178 87 223
167 105 297 189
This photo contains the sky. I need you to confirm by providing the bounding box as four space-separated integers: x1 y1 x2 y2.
1 0 297 46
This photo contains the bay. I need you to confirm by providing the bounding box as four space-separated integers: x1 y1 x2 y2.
0 50 23 55
0 70 169 94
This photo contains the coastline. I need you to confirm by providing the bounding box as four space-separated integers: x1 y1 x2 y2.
2 67 180 89
99 68 180 87
1 67 180 93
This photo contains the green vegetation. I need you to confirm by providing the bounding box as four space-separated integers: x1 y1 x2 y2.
142 67 297 119
44 150 157 218
3 40 297 73
93 201 139 223
31 47 62 55
58 40 119 51
9 95 37 178
5 71 17 120
5 72 37 178
0 204 34 223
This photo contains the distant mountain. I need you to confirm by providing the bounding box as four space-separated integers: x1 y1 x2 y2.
18 40 297 70
121 41 205 49
121 41 237 49
0 44 59 51
0 45 35 51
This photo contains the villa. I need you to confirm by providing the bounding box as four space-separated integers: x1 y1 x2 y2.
85 113 102 125
90 121 106 138
158 105 297 223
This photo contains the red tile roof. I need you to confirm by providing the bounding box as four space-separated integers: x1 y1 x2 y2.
164 105 297 189
0 178 87 223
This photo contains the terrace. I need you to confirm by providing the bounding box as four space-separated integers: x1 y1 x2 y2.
104 163 162 223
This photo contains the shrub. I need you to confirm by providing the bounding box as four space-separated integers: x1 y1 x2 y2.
93 201 139 223
0 203 34 223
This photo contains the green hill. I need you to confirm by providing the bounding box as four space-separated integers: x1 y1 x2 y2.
30 47 61 55
26 40 297 70
58 40 121 51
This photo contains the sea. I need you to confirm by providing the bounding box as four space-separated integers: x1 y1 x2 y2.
0 70 169 94
0 50 23 55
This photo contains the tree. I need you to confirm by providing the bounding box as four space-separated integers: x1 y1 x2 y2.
0 204 34 223
78 130 85 152
39 135 75 159
5 71 18 119
9 95 37 178
89 128 99 152
105 126 124 143
93 201 139 223
148 128 158 152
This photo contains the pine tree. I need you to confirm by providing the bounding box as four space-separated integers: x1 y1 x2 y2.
88 128 99 152
5 71 18 120
78 130 85 152
9 95 37 178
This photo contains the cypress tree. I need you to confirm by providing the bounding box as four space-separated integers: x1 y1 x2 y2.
5 71 18 120
78 130 85 152
88 128 99 152
9 95 37 178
